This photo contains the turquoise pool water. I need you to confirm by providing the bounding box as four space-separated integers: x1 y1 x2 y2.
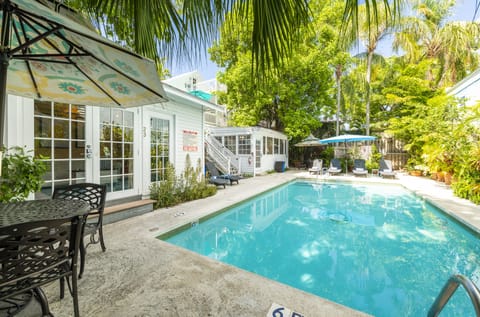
164 181 480 316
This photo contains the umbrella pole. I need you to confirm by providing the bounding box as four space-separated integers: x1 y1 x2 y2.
0 52 8 149
1 0 12 148
1 1 12 176
0 52 7 177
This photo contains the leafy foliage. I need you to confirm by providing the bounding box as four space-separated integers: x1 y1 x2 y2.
68 0 403 77
210 0 345 140
393 0 480 87
0 147 48 203
366 144 381 171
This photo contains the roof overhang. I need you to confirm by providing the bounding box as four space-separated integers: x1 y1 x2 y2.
161 83 224 113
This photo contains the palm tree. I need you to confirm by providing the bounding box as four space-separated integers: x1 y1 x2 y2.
393 0 480 87
351 3 390 135
71 0 402 74
335 64 342 136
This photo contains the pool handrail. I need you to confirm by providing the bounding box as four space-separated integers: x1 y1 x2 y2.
428 274 480 317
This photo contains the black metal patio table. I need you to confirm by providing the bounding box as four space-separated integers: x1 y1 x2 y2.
0 199 89 226
0 199 90 317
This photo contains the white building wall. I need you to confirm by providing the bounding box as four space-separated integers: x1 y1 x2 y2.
144 102 204 176
448 68 480 106
139 102 204 197
209 127 288 175
5 88 208 202
164 71 203 92
5 95 34 150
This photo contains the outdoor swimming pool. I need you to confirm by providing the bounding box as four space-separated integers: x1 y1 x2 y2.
163 180 480 316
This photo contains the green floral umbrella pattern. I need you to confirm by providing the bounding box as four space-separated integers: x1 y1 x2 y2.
0 0 167 147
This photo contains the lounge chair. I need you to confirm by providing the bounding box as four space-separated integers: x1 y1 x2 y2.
208 176 229 188
205 161 240 185
379 159 396 179
353 159 368 177
309 159 323 174
328 158 342 175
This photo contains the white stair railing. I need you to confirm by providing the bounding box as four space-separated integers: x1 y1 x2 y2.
205 135 240 174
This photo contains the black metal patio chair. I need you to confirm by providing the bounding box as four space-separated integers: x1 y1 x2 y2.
0 217 83 317
53 183 107 279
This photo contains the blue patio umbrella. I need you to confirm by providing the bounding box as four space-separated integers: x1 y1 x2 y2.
319 134 376 174
318 134 376 144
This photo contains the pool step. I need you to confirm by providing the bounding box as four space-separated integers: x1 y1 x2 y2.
102 199 156 225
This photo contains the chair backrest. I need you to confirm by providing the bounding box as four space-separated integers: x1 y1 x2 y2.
380 159 392 171
205 162 220 177
331 158 341 169
53 183 107 218
312 159 322 168
0 217 83 300
354 159 366 170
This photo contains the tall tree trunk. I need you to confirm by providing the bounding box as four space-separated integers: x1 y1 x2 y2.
335 64 342 136
365 51 373 136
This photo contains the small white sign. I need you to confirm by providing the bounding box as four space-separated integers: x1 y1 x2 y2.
267 303 304 317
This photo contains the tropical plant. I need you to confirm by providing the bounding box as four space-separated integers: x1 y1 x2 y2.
366 143 381 171
393 0 480 87
150 155 217 208
0 147 48 202
452 142 480 204
66 0 401 76
210 0 345 139
352 3 391 135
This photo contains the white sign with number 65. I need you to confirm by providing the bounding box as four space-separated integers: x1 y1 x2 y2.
267 303 304 317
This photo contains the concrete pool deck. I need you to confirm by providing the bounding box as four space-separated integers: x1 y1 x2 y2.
44 170 480 316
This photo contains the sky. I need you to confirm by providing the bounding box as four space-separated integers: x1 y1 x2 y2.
169 0 478 81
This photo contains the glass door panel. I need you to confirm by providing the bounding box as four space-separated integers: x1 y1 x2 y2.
34 101 86 199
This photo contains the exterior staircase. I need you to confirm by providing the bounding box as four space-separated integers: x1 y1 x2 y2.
205 134 240 175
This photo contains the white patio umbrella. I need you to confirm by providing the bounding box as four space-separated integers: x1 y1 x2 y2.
294 134 323 147
0 0 168 174
319 134 376 174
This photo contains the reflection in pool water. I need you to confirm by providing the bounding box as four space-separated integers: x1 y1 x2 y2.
164 181 480 317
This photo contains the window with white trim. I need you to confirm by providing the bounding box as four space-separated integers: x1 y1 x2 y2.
150 118 170 182
99 108 134 192
238 135 251 155
34 101 86 199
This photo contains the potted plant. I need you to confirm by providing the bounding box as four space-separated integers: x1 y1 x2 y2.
422 145 441 180
440 151 454 185
406 157 426 176
0 147 47 202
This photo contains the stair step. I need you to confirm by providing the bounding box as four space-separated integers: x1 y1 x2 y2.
101 199 156 225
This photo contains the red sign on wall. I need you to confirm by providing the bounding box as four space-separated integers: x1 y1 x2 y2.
183 129 198 152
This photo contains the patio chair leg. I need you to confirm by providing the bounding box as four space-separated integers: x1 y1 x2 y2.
33 287 52 317
60 277 65 299
79 238 86 279
71 268 80 317
99 226 106 252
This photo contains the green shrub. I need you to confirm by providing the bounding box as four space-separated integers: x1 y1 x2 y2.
0 147 48 202
150 155 217 208
451 142 480 204
366 144 381 172
149 162 180 208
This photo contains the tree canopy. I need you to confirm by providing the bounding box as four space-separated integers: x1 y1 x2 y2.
67 0 402 76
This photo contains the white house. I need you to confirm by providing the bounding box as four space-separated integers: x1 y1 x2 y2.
164 71 227 128
3 82 223 203
447 68 480 106
206 127 289 176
